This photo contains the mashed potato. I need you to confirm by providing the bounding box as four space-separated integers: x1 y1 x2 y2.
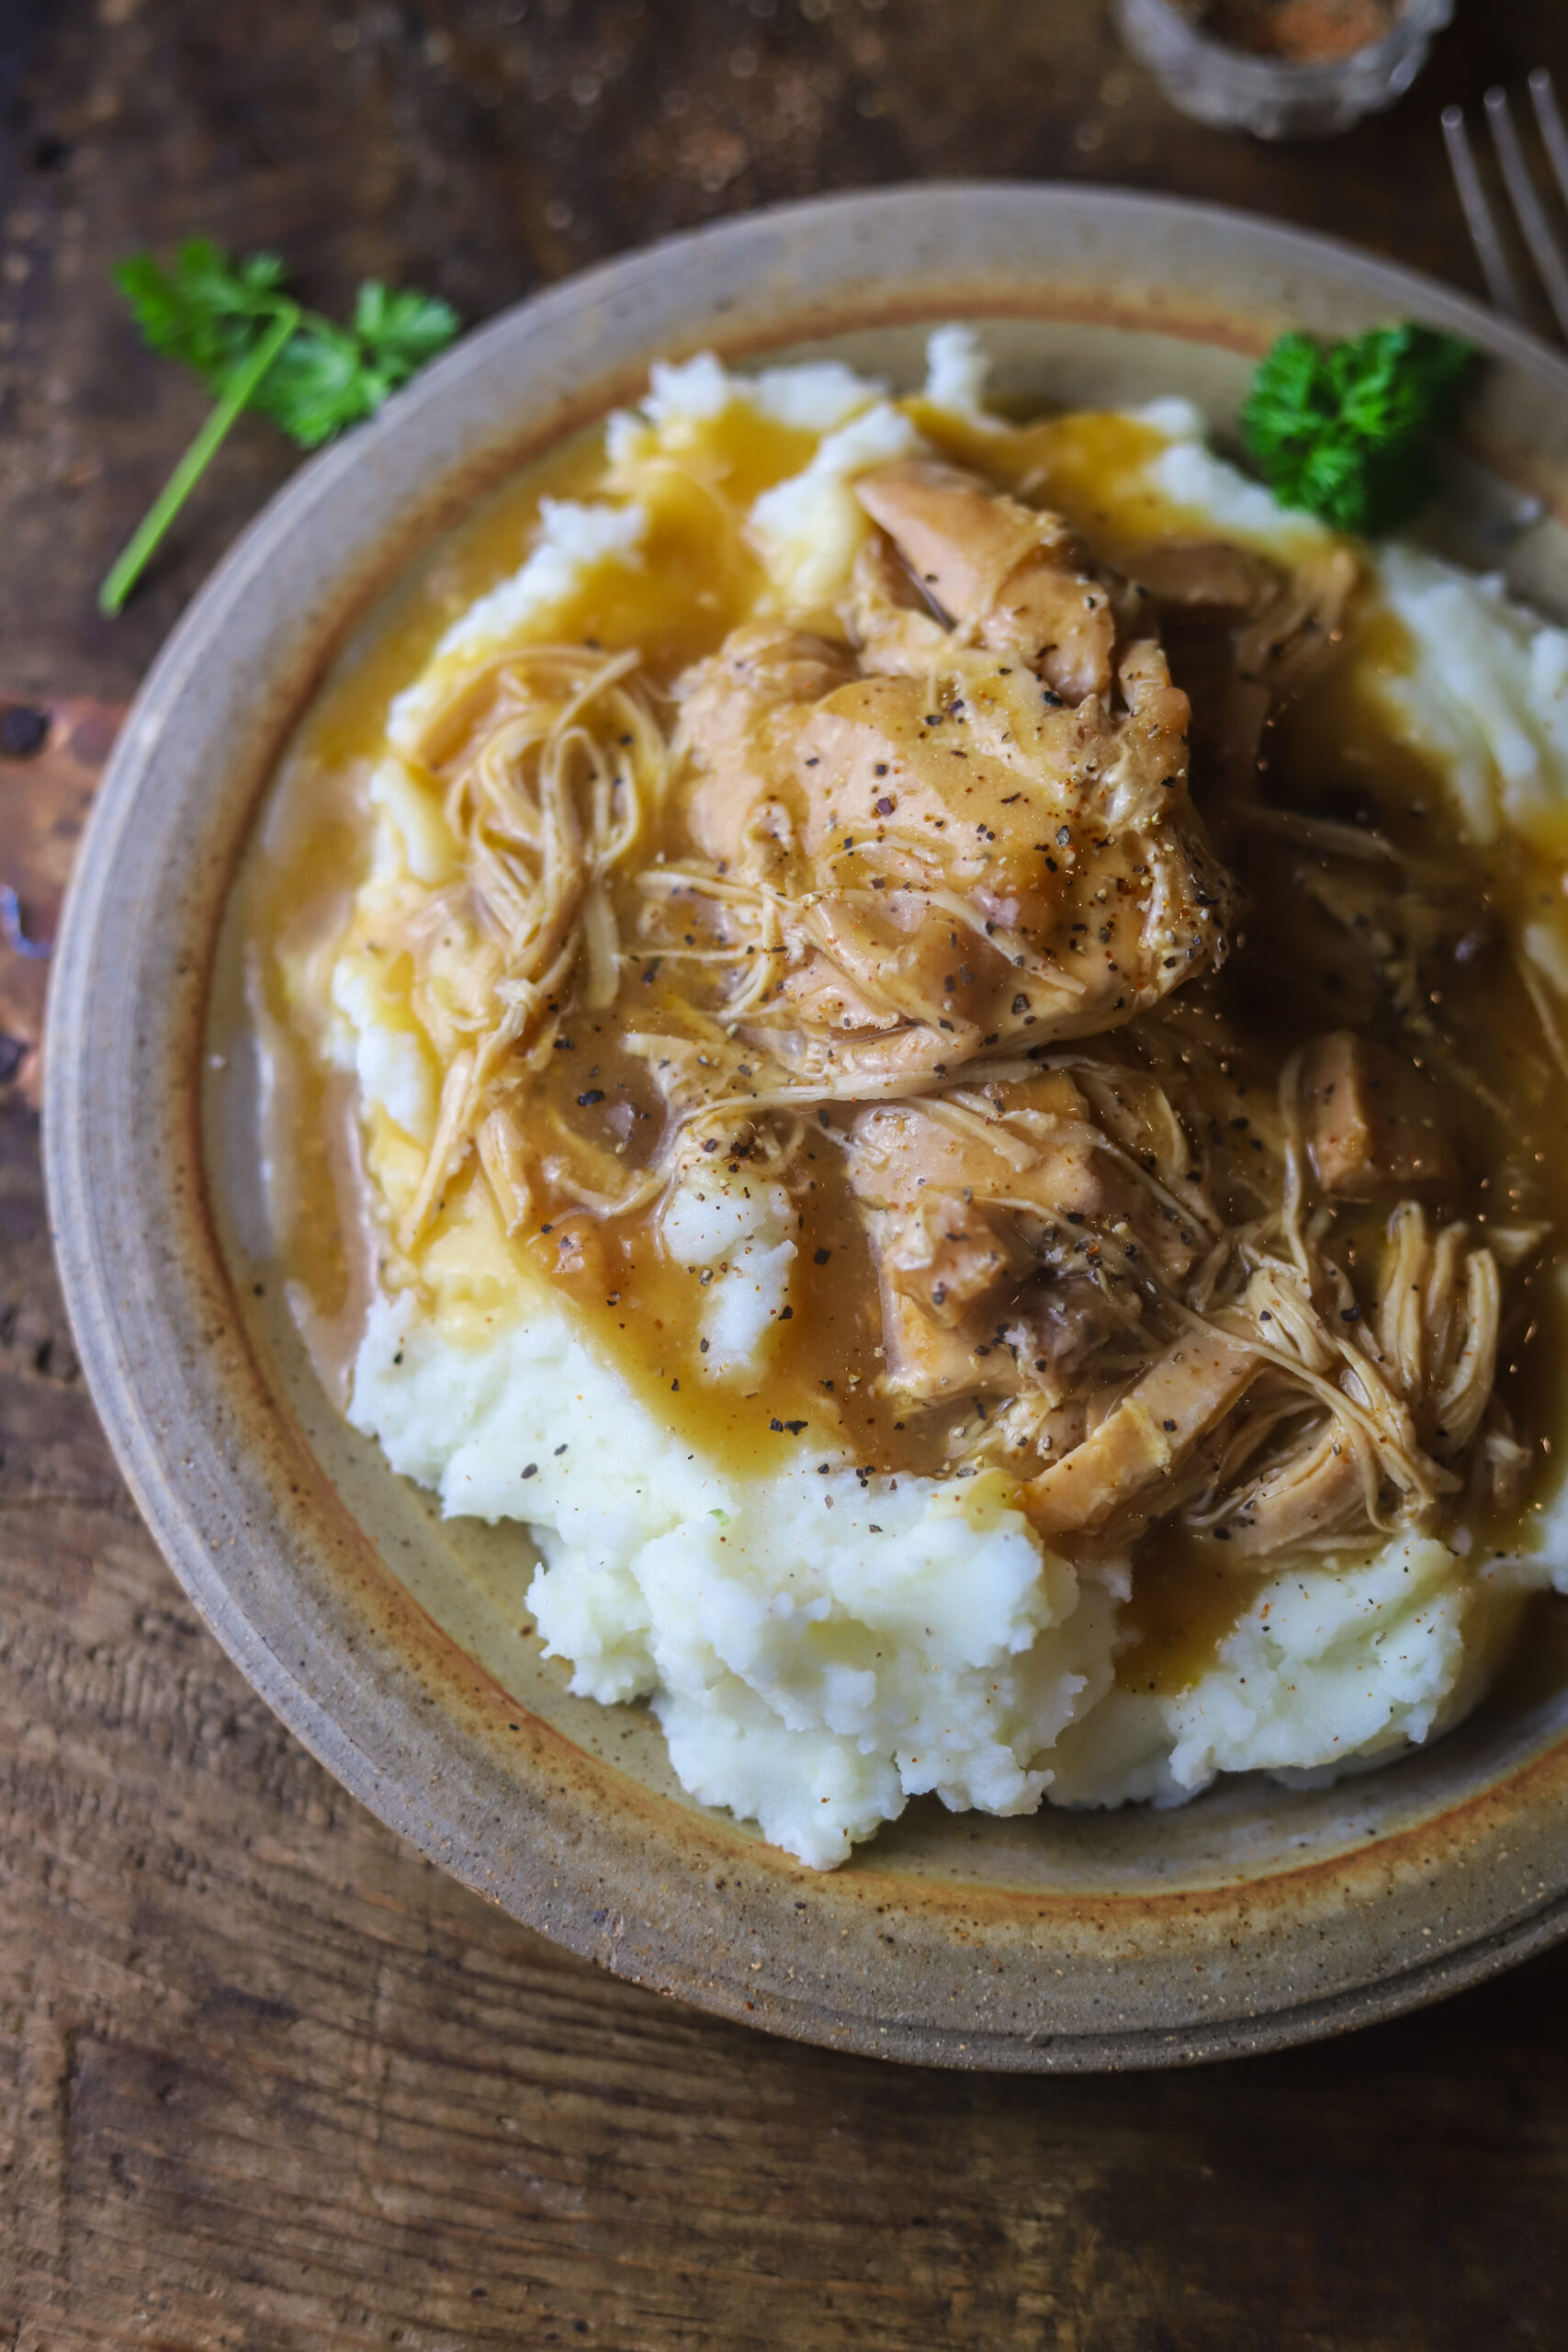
352 1283 1121 1869
280 328 1568 1867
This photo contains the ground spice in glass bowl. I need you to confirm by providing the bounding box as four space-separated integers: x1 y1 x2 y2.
1117 0 1450 138
1189 0 1402 63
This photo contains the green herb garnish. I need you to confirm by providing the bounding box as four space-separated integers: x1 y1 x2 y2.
100 241 458 614
1240 323 1474 537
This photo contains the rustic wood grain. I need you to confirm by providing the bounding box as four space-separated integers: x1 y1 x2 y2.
0 695 120 1109
6 1 1568 2345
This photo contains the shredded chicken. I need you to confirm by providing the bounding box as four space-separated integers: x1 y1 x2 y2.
355 442 1544 1578
383 644 670 1246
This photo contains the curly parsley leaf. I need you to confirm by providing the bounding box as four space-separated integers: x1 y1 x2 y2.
101 244 458 611
1240 323 1474 537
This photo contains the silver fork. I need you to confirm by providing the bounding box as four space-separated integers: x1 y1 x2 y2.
1443 69 1568 338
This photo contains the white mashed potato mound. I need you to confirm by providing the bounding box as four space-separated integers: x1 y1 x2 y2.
368 755 458 888
350 1288 1120 1869
747 401 929 611
604 345 924 612
1370 545 1568 846
1499 1267 1568 1592
607 348 885 465
322 330 1567 1867
387 498 649 752
327 958 437 1145
1134 394 1336 558
1048 1536 1483 1809
660 1163 798 1376
921 322 1002 427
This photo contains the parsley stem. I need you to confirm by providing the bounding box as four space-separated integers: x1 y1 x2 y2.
98 299 300 616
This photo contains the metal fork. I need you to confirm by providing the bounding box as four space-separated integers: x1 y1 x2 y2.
1443 70 1568 338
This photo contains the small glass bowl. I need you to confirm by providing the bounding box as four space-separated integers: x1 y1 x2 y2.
1115 0 1454 141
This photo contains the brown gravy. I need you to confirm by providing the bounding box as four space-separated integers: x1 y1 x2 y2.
235 394 1568 1694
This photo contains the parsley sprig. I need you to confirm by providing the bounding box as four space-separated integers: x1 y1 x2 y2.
1240 323 1474 537
100 241 458 614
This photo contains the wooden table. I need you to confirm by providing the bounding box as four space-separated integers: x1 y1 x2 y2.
6 4 1568 2343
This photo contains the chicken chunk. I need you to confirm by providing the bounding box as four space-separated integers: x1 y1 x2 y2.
880 1193 1023 1329
1021 1327 1260 1538
844 1073 1199 1408
1213 1417 1371 1557
680 626 859 879
676 590 1238 1084
854 458 1116 702
1300 1031 1456 1200
1118 537 1282 616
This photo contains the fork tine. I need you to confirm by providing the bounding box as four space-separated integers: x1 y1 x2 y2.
1442 104 1528 322
1485 85 1568 340
1529 68 1568 216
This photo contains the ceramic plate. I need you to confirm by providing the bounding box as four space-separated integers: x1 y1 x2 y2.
47 186 1568 2069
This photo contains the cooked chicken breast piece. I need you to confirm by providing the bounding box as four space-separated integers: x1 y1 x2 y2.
1116 537 1284 616
676 462 1241 1087
853 457 1116 702
1300 1031 1457 1199
1021 1327 1260 1538
843 1073 1201 1408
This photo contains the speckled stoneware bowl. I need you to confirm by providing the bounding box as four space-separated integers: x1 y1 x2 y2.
46 187 1568 2070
